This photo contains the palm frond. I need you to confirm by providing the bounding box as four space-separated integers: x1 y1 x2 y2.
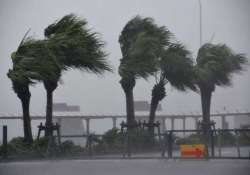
159 43 196 91
196 43 248 87
12 37 62 83
119 15 172 79
46 14 112 74
45 14 87 38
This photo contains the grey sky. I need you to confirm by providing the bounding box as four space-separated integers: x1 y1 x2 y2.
0 0 249 116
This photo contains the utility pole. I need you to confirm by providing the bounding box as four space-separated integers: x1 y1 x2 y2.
199 0 203 46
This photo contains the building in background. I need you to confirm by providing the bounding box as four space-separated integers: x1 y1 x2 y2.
134 101 162 112
134 100 164 132
53 103 80 112
234 115 250 128
53 103 86 146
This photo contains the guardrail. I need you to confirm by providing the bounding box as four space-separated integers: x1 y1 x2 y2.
1 126 250 160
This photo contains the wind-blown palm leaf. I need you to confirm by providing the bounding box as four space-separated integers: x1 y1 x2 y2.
119 16 170 55
7 69 32 87
44 14 87 38
160 43 196 91
122 35 163 78
196 43 247 88
45 14 112 74
119 16 171 79
8 31 36 92
13 37 61 82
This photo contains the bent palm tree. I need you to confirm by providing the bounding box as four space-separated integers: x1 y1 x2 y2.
7 31 34 143
42 14 111 136
12 14 111 137
119 16 171 126
195 43 247 131
7 69 33 143
149 44 196 126
10 14 111 137
14 38 61 136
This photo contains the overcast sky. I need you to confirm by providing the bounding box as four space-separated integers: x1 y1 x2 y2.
0 0 249 116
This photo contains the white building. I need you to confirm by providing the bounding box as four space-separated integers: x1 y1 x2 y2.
53 103 86 146
234 115 250 128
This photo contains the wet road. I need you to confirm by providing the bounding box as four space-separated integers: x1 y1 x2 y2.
0 159 250 175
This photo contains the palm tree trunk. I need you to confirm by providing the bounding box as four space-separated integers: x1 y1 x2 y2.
124 89 135 125
14 83 33 144
120 77 136 127
44 81 57 136
148 81 166 134
200 86 213 157
200 87 212 131
148 98 159 137
45 89 53 136
149 98 159 124
20 91 33 144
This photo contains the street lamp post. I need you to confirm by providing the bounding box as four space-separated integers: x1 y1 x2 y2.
199 0 203 46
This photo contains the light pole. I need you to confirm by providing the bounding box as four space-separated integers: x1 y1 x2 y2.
199 0 203 46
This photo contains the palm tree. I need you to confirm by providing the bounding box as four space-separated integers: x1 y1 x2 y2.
11 14 111 137
194 43 247 131
14 38 62 137
7 31 34 144
42 14 111 136
148 44 196 126
119 16 171 126
7 69 33 143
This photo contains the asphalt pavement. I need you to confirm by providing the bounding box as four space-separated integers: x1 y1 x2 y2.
0 159 250 175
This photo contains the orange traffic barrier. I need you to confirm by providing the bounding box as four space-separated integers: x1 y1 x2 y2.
180 144 206 158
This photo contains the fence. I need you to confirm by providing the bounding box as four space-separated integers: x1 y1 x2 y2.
1 125 250 160
163 129 250 159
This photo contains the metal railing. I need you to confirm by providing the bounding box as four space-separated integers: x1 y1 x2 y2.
1 126 250 160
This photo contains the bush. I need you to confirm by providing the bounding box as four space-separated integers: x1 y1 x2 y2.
7 137 34 155
175 134 203 145
0 136 84 157
219 131 236 146
92 128 163 153
92 129 124 153
32 137 49 156
60 140 83 155
238 132 250 145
